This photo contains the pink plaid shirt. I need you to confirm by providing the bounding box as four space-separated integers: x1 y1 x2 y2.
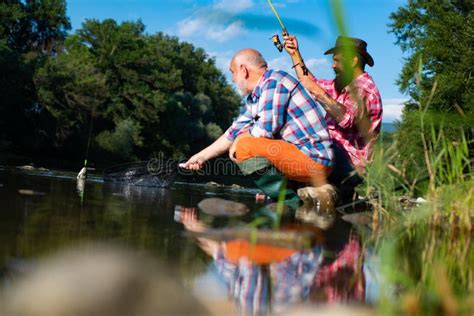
315 72 382 169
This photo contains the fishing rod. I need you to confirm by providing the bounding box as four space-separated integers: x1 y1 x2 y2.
266 0 308 75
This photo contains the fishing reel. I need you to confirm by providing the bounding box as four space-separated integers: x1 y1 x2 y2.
270 33 309 75
271 34 284 52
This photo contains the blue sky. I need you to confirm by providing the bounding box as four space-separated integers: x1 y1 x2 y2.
67 0 409 122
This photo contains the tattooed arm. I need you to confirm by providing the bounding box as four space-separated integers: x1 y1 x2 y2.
283 35 347 123
298 75 347 123
315 91 347 123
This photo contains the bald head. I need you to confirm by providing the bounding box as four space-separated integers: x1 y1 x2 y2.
231 48 268 70
229 49 268 96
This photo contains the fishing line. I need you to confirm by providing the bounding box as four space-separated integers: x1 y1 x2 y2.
83 109 94 169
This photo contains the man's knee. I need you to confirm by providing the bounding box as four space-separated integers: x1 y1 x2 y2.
235 136 258 161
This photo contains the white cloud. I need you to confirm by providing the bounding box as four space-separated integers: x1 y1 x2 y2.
213 0 253 12
206 21 245 43
176 2 248 43
267 56 329 76
176 18 203 37
208 50 233 73
305 58 328 69
268 56 294 73
382 98 408 123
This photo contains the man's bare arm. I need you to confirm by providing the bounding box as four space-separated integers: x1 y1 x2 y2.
180 133 233 170
284 35 347 123
315 91 347 123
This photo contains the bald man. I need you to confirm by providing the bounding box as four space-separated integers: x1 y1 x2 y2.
182 49 334 201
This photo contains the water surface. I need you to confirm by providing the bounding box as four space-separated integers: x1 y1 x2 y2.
0 167 369 315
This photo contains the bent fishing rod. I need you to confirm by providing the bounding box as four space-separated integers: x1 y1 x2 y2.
266 0 308 75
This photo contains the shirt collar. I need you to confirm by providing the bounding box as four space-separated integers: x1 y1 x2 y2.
247 69 271 103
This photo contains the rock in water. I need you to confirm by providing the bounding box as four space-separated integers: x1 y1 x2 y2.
197 198 249 217
17 165 35 171
18 189 46 197
77 167 87 180
342 212 372 226
0 244 208 316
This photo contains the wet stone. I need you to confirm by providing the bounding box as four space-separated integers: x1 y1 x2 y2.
18 189 46 197
341 212 373 226
17 165 35 171
197 198 249 217
265 202 291 213
206 181 223 187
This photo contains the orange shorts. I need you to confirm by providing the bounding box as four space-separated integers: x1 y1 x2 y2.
235 136 331 185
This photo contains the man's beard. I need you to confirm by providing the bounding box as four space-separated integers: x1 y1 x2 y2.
236 78 248 97
334 69 353 94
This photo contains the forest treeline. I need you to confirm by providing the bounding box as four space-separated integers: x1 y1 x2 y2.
0 0 241 166
0 0 472 171
388 0 473 177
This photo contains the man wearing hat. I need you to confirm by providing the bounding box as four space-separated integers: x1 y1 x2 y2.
284 35 383 193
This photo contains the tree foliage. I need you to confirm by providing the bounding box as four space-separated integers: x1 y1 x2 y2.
387 1 473 182
388 0 474 113
36 19 240 161
0 1 240 165
0 0 70 153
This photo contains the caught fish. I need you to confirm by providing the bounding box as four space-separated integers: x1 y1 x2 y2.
197 198 249 217
77 167 87 180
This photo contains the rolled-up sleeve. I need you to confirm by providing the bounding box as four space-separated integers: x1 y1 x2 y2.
337 98 357 129
225 102 253 141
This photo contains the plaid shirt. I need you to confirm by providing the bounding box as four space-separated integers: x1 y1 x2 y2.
213 235 365 314
226 69 334 167
315 72 382 169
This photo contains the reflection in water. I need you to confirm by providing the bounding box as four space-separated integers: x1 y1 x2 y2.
0 169 367 315
180 207 365 315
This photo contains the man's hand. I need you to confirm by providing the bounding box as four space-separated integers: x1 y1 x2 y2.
283 34 299 56
180 153 207 170
229 131 252 163
229 141 238 163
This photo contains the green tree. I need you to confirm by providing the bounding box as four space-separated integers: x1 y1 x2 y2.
389 0 474 113
0 0 70 154
36 19 240 162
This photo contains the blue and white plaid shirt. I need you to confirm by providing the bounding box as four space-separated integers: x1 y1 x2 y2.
225 69 334 167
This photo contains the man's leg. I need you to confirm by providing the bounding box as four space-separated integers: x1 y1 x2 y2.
327 144 363 203
234 137 334 209
235 137 330 186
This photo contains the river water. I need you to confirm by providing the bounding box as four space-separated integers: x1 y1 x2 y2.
0 166 377 315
